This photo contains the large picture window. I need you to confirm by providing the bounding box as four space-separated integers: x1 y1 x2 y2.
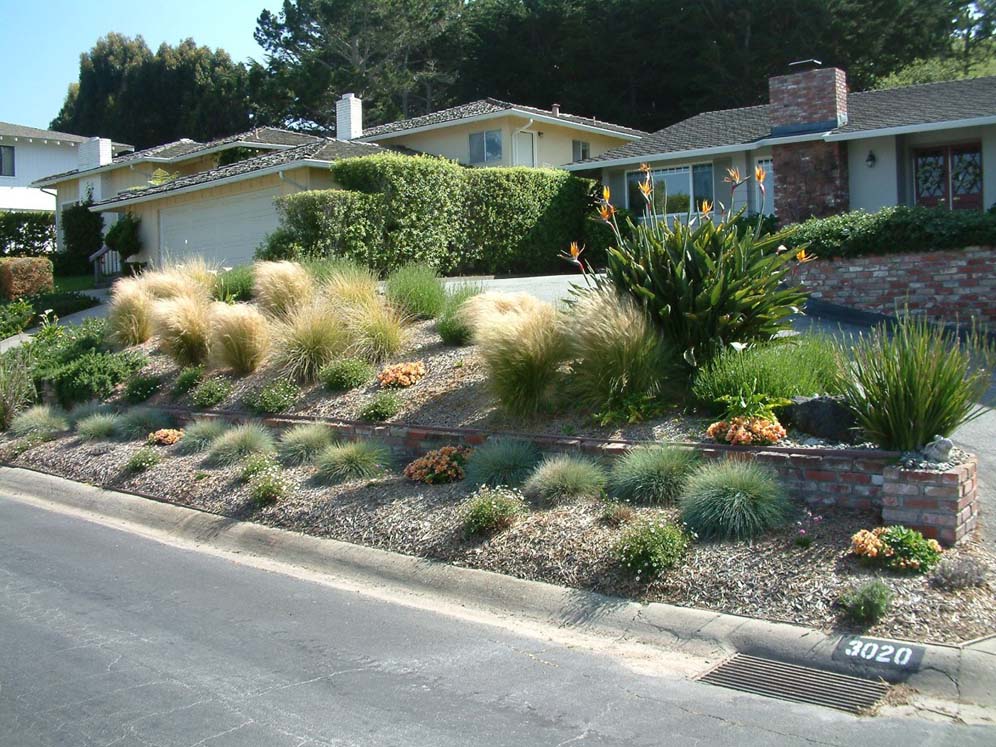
469 130 502 165
914 143 982 211
627 163 713 217
0 146 14 177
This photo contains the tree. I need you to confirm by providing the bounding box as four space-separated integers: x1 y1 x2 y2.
51 34 253 150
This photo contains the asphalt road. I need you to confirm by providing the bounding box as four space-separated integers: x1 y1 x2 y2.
1 495 991 747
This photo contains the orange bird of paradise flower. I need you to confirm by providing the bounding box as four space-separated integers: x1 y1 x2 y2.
699 199 713 214
639 162 651 173
724 166 743 184
796 249 816 263
602 185 611 203
755 164 766 184
598 203 617 222
638 177 653 199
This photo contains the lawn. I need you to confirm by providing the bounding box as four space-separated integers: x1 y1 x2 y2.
54 274 95 293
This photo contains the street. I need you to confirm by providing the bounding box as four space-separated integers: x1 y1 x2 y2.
0 493 991 746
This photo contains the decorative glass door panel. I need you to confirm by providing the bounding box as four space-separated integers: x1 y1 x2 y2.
950 145 983 210
914 148 947 208
914 144 982 210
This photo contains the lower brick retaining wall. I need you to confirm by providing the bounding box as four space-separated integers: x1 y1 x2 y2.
791 245 996 325
166 408 979 546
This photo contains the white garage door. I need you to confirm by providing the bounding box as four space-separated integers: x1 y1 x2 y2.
159 187 281 268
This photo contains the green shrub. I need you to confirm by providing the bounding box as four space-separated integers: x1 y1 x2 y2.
248 464 291 506
840 581 892 625
191 377 232 408
239 452 278 482
0 354 36 429
0 298 34 338
837 314 994 450
462 486 526 538
118 407 173 440
609 446 698 505
126 446 160 473
680 460 790 541
9 404 67 440
173 365 205 397
464 438 541 488
358 392 401 422
615 521 689 579
522 455 607 504
693 337 844 409
207 423 276 466
177 418 228 454
278 423 335 465
104 212 142 261
125 373 162 404
320 357 373 391
0 209 55 256
213 266 254 302
24 291 99 319
314 440 390 483
436 284 480 346
852 525 944 574
51 349 146 407
76 412 122 441
245 380 299 414
385 265 446 320
60 196 104 270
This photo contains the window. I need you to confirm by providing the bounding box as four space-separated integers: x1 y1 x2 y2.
469 130 502 165
0 146 13 177
754 157 775 214
572 140 590 161
626 163 714 217
914 143 983 210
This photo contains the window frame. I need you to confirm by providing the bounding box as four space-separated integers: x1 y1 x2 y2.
469 129 503 165
624 160 714 219
572 139 591 162
913 141 983 211
0 145 14 178
754 156 775 215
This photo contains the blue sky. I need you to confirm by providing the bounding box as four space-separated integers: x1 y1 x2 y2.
0 0 280 129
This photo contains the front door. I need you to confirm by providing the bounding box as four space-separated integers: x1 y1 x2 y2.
514 131 535 167
914 143 983 210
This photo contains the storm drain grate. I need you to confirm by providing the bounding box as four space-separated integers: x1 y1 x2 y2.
698 654 889 714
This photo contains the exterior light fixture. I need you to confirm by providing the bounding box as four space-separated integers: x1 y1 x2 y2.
865 151 877 168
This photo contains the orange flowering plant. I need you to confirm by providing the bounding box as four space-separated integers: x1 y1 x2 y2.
850 525 942 574
377 361 426 388
705 386 789 445
404 445 473 484
147 428 184 446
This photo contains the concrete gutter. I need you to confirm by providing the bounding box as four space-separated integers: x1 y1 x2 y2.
1 465 993 707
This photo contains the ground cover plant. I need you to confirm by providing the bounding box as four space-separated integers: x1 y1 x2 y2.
173 365 204 397
126 446 160 473
245 380 299 414
320 357 373 391
840 581 892 625
615 521 689 579
125 373 162 404
191 377 232 408
358 392 401 422
462 486 526 538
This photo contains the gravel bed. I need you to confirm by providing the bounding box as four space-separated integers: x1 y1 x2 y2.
7 431 995 645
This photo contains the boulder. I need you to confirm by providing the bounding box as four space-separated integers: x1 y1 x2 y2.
922 435 954 463
782 396 858 444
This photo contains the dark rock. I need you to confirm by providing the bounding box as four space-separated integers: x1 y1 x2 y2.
782 396 859 444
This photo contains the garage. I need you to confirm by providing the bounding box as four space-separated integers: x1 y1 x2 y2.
159 187 281 268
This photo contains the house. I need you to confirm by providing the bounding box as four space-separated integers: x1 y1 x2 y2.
565 62 996 224
0 122 130 212
342 94 645 167
33 127 385 267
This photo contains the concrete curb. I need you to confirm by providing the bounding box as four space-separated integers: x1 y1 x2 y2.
2 465 993 706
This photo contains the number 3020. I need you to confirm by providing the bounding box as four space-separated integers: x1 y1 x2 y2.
843 639 913 666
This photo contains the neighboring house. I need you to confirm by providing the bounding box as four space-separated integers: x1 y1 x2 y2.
0 122 130 212
341 94 645 167
566 62 996 224
33 127 384 267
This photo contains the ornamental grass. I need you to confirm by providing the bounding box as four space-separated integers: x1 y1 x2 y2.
106 277 154 347
253 260 315 317
152 294 212 366
209 301 272 374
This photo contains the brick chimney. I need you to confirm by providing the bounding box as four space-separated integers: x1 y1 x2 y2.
336 93 363 140
768 60 847 136
78 137 113 171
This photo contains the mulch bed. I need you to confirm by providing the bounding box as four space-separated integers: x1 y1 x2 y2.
7 431 995 645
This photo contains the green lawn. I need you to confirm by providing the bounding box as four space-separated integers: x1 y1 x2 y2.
54 274 95 293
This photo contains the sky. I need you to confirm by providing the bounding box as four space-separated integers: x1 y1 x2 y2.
0 0 280 129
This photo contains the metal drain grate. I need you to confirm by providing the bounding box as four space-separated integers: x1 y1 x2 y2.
699 654 889 713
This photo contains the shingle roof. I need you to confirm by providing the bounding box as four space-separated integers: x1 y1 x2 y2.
361 98 646 139
93 138 386 206
0 121 133 152
574 75 996 166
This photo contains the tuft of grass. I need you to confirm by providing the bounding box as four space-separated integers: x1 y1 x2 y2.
317 260 379 306
522 455 607 505
600 501 636 527
462 486 526 538
67 400 112 425
314 440 391 484
278 423 335 465
358 392 401 422
608 446 698 505
615 521 689 579
930 556 988 591
213 266 254 302
320 357 373 392
172 365 204 397
274 300 353 383
253 261 315 317
460 291 549 338
385 265 446 320
244 380 299 414
206 423 276 466
836 314 995 450
0 355 36 430
177 418 229 454
209 302 271 374
76 412 123 441
191 377 232 408
152 294 212 366
124 373 162 404
118 407 173 441
125 446 161 473
840 581 892 625
9 404 68 440
345 297 407 363
464 438 541 488
680 460 790 541
106 277 154 347
436 284 481 346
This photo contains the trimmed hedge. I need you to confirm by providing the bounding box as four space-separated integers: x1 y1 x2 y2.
0 257 54 300
0 211 56 256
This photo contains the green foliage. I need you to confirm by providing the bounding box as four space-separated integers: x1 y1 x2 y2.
191 377 232 408
436 284 480 346
464 438 541 488
274 301 352 382
75 412 122 441
858 525 944 574
24 291 100 319
716 388 792 421
320 357 373 391
278 423 335 465
239 452 278 482
385 265 446 319
67 399 111 424
0 298 34 338
173 365 205 397
0 354 36 429
693 338 844 410
177 418 228 454
522 454 607 504
680 460 790 541
840 581 892 625
0 210 56 256
59 196 104 264
358 392 401 421
260 190 385 263
51 349 146 407
248 464 291 506
126 446 160 473
213 266 254 302
9 404 67 440
207 423 276 466
314 440 390 483
245 380 299 414
118 407 172 440
837 315 994 450
104 213 142 261
346 299 406 363
462 486 526 538
609 446 698 505
615 521 689 579
124 373 162 404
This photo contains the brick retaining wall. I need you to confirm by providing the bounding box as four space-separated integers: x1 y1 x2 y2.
792 246 996 325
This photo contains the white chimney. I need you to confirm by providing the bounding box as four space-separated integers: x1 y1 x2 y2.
336 93 363 140
78 137 113 171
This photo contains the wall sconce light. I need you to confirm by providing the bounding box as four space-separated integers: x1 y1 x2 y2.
865 150 877 168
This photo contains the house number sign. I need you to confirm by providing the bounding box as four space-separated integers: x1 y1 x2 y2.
832 635 925 672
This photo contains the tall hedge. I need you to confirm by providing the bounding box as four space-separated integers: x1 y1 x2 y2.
0 211 56 256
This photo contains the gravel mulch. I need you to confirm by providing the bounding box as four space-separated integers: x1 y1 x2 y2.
7 431 995 645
